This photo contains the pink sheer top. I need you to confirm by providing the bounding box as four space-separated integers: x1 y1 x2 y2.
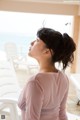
18 70 69 120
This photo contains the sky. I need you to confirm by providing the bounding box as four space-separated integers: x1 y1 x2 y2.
0 11 73 36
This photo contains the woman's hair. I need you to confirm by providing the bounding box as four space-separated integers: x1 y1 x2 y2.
37 27 76 70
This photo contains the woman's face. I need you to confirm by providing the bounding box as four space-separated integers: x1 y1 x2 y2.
28 38 47 59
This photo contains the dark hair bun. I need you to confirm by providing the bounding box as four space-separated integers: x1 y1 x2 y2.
61 33 76 69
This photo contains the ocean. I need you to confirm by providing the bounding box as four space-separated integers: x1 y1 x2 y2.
0 33 38 64
0 33 34 55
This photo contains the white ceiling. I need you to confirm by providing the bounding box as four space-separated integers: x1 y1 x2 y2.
0 0 80 15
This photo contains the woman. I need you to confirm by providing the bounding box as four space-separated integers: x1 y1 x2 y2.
18 27 76 120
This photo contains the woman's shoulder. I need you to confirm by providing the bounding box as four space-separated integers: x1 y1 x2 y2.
26 72 52 89
25 73 44 87
27 72 47 81
24 73 44 93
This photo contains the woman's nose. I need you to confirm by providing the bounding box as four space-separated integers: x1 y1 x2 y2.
31 41 35 46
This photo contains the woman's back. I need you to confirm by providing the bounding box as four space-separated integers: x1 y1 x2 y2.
18 70 69 120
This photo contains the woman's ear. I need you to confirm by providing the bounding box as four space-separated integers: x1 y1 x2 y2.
43 48 50 54
43 48 54 56
50 49 54 55
47 49 54 57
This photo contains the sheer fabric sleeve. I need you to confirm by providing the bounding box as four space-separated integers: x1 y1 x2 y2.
25 80 44 120
59 76 69 120
59 89 68 120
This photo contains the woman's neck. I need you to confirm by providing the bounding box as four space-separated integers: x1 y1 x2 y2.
39 63 58 73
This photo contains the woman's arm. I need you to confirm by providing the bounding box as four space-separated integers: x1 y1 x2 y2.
25 80 44 120
59 80 69 120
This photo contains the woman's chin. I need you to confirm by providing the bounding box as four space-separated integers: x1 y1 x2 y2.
28 52 31 56
28 52 33 57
